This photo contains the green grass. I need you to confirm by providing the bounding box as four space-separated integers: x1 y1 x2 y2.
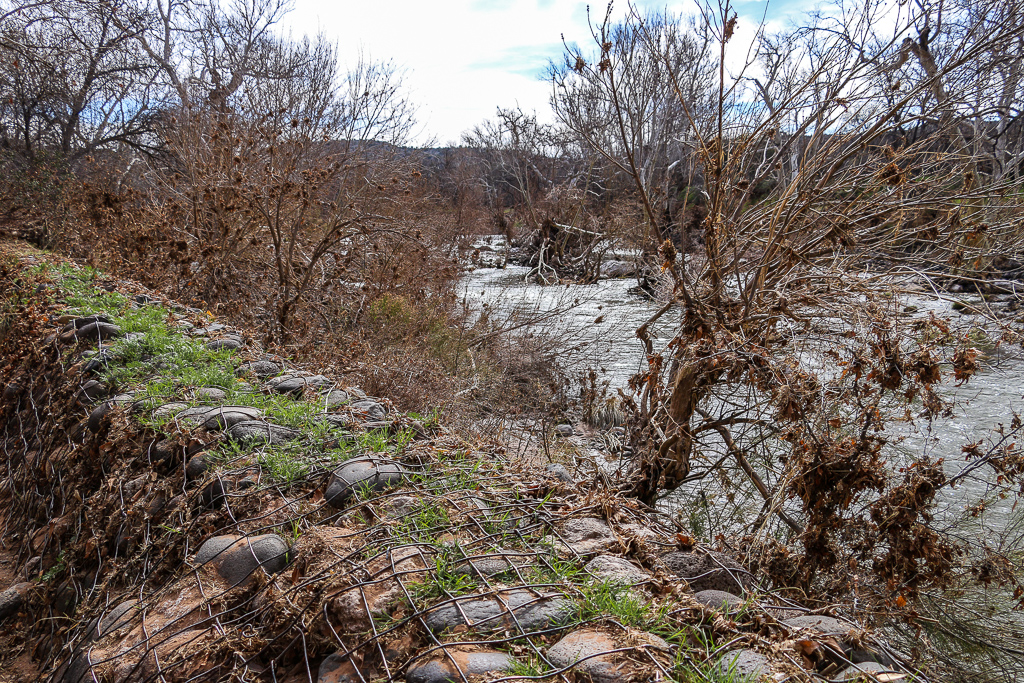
37 263 427 489
573 580 677 634
406 548 478 606
505 656 554 678
386 498 454 544
407 407 442 429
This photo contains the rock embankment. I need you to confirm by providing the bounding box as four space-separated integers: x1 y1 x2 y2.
0 254 908 682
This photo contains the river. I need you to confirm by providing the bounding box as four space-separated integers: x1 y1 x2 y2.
462 244 1024 543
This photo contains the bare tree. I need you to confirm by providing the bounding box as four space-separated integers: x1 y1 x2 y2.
554 6 1024 673
550 6 717 250
0 0 158 161
149 41 421 344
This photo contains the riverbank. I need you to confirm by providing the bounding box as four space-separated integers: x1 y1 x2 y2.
0 243 908 682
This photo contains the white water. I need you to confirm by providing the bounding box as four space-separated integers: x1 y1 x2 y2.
463 248 1024 541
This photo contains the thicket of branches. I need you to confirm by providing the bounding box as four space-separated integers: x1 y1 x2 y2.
516 1 1024 679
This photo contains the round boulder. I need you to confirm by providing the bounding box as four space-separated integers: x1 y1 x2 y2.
717 649 771 680
0 582 32 621
423 590 572 634
87 401 113 433
584 555 651 585
350 400 386 421
322 390 350 407
60 321 121 344
661 550 752 593
783 614 856 636
268 373 332 395
325 458 407 508
206 337 242 351
238 360 280 378
196 387 227 402
89 600 139 640
61 314 112 332
545 463 574 483
406 649 514 683
152 401 188 419
201 406 263 430
694 589 745 613
554 423 575 437
548 517 618 556
547 628 669 683
833 661 904 681
318 654 362 683
195 534 290 586
79 380 108 402
226 420 301 446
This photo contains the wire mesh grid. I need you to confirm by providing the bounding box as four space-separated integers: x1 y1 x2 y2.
0 262 905 683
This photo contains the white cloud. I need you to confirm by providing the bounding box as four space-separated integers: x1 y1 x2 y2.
284 0 810 144
286 0 598 144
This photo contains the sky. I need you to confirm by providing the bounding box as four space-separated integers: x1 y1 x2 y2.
286 0 813 146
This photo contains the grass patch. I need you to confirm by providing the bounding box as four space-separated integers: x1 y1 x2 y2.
406 548 478 606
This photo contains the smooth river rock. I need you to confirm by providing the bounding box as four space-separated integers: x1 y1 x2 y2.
661 550 753 593
548 517 618 556
226 420 301 446
324 458 407 508
717 649 771 679
89 600 139 640
782 614 856 635
0 582 32 621
584 555 651 585
694 589 745 612
206 337 242 351
547 628 669 683
456 553 535 578
238 360 280 378
60 320 122 344
350 400 386 421
200 406 263 430
832 661 904 681
195 534 289 586
268 373 332 395
423 590 572 634
196 387 227 402
406 649 514 683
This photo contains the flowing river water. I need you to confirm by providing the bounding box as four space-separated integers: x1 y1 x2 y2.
462 241 1024 541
